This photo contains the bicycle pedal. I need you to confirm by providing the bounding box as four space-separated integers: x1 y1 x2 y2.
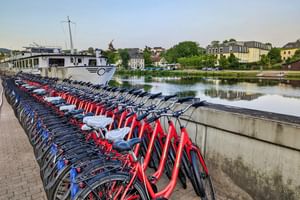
148 176 157 182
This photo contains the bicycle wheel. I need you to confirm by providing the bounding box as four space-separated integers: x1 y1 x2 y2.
190 150 215 200
49 171 71 200
166 144 187 189
77 173 148 200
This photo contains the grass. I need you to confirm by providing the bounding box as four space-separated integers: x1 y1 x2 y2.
116 69 300 79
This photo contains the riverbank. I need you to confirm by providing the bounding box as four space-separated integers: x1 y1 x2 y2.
116 69 300 79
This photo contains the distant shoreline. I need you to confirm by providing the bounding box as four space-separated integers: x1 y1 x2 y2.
116 69 300 79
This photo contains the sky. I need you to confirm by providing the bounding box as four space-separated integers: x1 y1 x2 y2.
0 0 300 50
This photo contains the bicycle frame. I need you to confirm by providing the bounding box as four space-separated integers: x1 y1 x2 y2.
122 127 191 199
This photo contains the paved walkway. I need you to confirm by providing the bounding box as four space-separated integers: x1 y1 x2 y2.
0 83 47 200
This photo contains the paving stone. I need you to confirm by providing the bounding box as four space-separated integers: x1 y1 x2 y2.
0 85 47 200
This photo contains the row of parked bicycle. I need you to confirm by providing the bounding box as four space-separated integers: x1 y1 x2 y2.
2 72 215 200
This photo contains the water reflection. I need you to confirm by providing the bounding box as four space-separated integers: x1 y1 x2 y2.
204 89 262 101
175 90 197 97
110 75 300 116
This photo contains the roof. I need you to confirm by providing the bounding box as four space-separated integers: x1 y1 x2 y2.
153 47 165 50
282 40 300 49
127 48 143 59
151 55 161 62
207 41 271 50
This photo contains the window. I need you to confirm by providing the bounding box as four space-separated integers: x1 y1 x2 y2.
29 59 32 67
284 51 286 55
49 58 65 66
25 60 29 68
288 51 290 54
88 59 96 66
70 57 74 63
78 58 82 63
34 58 39 66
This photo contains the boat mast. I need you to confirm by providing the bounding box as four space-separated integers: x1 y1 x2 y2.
67 16 74 54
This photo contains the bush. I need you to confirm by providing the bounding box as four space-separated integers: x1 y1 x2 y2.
271 63 282 70
177 55 216 69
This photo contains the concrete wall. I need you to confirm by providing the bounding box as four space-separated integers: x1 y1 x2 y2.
175 104 300 199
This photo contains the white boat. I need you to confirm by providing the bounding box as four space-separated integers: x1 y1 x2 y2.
0 17 116 85
0 47 116 84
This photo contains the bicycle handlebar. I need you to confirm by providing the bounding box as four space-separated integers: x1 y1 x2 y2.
176 96 194 103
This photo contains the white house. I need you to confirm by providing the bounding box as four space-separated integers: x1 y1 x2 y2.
128 48 144 70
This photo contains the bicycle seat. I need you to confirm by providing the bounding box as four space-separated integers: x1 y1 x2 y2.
105 127 131 142
112 138 141 153
86 117 113 129
59 105 76 112
66 109 84 116
81 124 93 131
33 88 46 94
44 96 62 102
83 115 106 124
73 112 94 120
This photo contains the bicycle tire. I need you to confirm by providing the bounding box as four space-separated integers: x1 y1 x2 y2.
167 144 187 189
76 173 148 200
190 150 215 200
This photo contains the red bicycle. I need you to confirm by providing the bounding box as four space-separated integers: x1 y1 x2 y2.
76 101 215 200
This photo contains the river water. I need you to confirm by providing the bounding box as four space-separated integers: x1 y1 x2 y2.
110 75 300 117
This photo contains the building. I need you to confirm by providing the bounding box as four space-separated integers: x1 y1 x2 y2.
152 56 168 67
207 41 271 63
127 48 144 70
151 47 165 56
280 39 300 61
282 59 300 70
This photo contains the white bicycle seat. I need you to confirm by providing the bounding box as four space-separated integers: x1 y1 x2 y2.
105 127 131 142
33 89 46 93
86 117 113 129
81 124 93 131
59 104 76 111
44 96 62 102
83 115 106 124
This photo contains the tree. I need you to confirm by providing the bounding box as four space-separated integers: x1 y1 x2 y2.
177 55 216 69
229 38 236 42
267 48 281 64
0 52 5 61
103 50 119 64
211 40 220 47
285 49 300 63
218 55 229 68
165 41 202 63
222 40 228 44
118 49 130 69
265 42 272 46
227 53 240 68
88 47 94 54
143 48 152 65
259 54 271 68
290 49 300 62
